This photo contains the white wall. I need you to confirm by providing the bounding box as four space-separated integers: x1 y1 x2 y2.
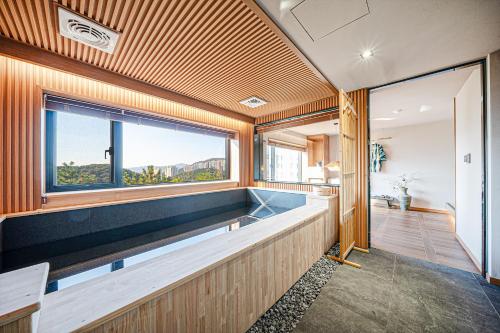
455 69 483 265
370 120 454 210
487 49 500 279
328 135 339 162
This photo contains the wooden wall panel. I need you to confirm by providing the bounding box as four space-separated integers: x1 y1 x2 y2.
255 96 338 124
348 89 368 249
239 123 254 187
0 0 336 118
0 55 254 214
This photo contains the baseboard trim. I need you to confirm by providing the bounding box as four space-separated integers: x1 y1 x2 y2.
408 206 449 215
371 203 449 215
455 233 482 272
487 274 500 286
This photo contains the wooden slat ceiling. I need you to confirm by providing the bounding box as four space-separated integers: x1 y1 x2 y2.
0 0 337 118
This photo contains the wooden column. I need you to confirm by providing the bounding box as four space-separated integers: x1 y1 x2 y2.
348 89 369 249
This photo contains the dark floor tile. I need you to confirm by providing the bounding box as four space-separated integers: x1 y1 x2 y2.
394 274 496 324
295 248 500 333
468 310 500 333
473 272 488 284
346 248 396 281
386 289 477 333
320 266 392 329
294 293 386 333
479 287 500 319
394 254 480 297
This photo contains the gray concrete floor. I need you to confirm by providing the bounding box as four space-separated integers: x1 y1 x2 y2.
294 248 500 333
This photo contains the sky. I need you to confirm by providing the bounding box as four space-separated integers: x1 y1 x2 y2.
56 112 226 168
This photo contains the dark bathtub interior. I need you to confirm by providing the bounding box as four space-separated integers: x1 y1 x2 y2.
0 188 305 293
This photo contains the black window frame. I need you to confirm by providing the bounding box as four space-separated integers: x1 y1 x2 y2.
44 94 233 193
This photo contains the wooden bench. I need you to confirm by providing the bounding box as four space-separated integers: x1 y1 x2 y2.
371 195 396 208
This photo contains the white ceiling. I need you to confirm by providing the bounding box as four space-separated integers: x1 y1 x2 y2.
286 119 339 136
257 0 500 91
370 65 478 129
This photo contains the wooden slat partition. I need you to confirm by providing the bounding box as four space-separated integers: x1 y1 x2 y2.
255 89 368 249
0 55 254 214
338 90 358 259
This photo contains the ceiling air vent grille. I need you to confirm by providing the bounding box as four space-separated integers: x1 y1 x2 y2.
58 7 119 54
239 96 268 108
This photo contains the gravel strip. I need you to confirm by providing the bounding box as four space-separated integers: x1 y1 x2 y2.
247 244 341 333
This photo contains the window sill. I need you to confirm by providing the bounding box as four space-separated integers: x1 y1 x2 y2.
45 180 238 197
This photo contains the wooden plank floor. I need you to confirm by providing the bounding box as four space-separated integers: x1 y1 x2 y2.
371 205 478 273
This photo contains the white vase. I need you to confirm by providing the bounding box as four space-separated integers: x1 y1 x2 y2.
399 187 412 211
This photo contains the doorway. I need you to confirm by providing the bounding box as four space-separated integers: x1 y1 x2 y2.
368 62 486 274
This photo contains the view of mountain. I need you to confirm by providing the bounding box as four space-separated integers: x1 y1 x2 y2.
56 158 226 186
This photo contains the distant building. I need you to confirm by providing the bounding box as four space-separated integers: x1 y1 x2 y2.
164 166 177 177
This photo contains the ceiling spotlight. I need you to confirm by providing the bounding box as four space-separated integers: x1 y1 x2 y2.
360 50 373 60
239 96 268 108
419 105 432 112
392 109 403 114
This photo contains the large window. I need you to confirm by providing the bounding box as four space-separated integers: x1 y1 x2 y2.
122 122 227 186
266 143 303 182
45 94 232 192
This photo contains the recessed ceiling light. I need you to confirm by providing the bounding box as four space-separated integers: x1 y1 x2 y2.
360 49 373 60
419 105 432 112
239 96 268 108
372 117 395 121
392 109 403 114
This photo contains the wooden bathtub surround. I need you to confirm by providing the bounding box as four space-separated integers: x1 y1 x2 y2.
0 263 49 333
306 194 339 252
36 202 335 332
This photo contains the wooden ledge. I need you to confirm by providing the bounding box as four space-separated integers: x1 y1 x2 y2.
6 181 240 218
0 263 49 327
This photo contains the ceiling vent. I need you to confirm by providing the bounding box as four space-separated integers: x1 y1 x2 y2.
239 96 268 108
57 7 120 54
